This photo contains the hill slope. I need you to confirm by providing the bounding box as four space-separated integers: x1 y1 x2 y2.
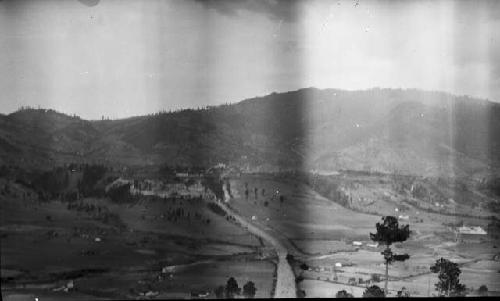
1 88 499 178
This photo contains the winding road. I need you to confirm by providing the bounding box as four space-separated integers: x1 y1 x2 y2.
219 183 297 298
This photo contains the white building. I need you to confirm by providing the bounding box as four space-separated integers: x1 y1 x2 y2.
457 226 487 235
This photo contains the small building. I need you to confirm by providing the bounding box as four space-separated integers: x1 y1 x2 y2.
162 266 176 274
398 215 409 221
352 241 363 246
457 226 487 235
456 225 487 243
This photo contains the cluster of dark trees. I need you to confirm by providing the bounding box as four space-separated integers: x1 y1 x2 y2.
214 277 256 299
32 167 70 200
78 164 109 197
203 176 224 201
207 202 226 217
3 163 113 202
107 183 135 203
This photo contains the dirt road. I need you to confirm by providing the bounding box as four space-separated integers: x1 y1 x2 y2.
219 184 297 298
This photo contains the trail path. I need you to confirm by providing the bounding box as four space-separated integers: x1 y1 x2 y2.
218 184 297 298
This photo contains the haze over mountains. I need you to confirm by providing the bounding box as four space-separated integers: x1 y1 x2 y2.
1 88 499 179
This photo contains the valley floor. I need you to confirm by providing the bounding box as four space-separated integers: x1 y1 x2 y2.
2 170 500 299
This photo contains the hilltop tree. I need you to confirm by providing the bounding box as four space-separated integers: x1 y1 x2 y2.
336 289 354 298
243 281 257 298
430 258 467 297
225 277 241 298
370 216 410 294
363 285 385 298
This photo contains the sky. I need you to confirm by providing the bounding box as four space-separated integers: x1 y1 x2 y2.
0 0 499 119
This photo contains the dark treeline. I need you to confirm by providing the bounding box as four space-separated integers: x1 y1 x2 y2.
202 176 224 201
0 163 114 202
77 164 109 197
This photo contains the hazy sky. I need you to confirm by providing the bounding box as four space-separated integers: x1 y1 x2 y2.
0 0 499 119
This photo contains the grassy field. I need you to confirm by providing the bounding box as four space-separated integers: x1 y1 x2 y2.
2 170 499 298
1 177 273 299
226 172 500 297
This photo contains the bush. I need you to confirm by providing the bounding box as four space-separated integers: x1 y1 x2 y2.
336 290 354 298
478 285 488 296
225 277 241 298
243 281 256 298
363 285 385 298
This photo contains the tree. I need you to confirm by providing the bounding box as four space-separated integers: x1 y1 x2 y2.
478 285 488 296
214 285 225 298
363 285 385 298
243 281 257 298
336 290 354 298
430 258 466 297
370 216 410 294
225 277 241 298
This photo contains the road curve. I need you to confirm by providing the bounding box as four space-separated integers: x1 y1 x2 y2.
219 184 297 298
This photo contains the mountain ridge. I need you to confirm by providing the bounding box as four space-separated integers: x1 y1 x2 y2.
1 88 499 179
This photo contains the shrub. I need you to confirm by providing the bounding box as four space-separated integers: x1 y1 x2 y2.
336 290 354 298
363 285 385 298
478 285 488 296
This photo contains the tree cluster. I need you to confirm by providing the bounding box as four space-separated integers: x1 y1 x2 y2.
214 277 256 299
